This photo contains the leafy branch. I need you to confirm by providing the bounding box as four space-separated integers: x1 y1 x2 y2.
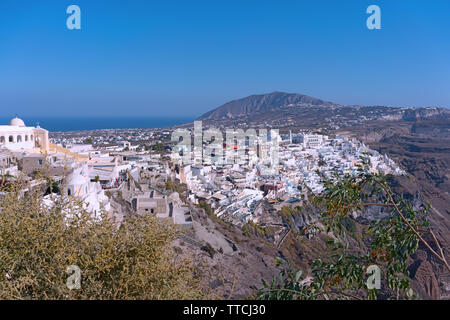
258 158 444 299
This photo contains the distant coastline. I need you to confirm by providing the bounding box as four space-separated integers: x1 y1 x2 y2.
0 116 195 132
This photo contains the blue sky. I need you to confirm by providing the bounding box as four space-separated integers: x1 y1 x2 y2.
0 0 449 117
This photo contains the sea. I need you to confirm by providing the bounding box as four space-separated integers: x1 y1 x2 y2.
0 116 195 132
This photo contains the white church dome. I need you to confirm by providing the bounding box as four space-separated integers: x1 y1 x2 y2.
9 117 26 127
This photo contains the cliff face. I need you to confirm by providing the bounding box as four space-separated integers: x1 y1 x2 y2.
402 108 450 122
409 250 441 299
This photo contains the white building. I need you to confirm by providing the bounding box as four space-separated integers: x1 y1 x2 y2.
0 117 49 153
64 165 111 218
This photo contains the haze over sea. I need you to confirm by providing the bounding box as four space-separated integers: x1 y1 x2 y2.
0 116 195 132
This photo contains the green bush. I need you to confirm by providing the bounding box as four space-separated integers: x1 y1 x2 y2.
0 182 205 299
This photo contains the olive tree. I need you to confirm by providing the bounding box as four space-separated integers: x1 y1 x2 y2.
0 180 205 300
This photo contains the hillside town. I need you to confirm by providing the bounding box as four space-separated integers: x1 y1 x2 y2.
0 116 405 229
173 130 406 226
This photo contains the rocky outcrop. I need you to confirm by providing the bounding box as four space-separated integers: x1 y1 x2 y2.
402 108 450 122
409 251 441 299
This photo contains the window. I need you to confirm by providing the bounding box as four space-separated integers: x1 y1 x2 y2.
38 160 43 165
0 136 5 144
17 135 22 143
8 136 14 143
25 135 28 141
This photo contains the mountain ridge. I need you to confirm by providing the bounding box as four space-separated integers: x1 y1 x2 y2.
198 92 337 120
196 92 450 124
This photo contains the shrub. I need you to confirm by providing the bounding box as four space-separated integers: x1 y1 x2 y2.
0 182 205 299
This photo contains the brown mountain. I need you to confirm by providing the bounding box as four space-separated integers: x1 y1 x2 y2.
198 92 336 120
